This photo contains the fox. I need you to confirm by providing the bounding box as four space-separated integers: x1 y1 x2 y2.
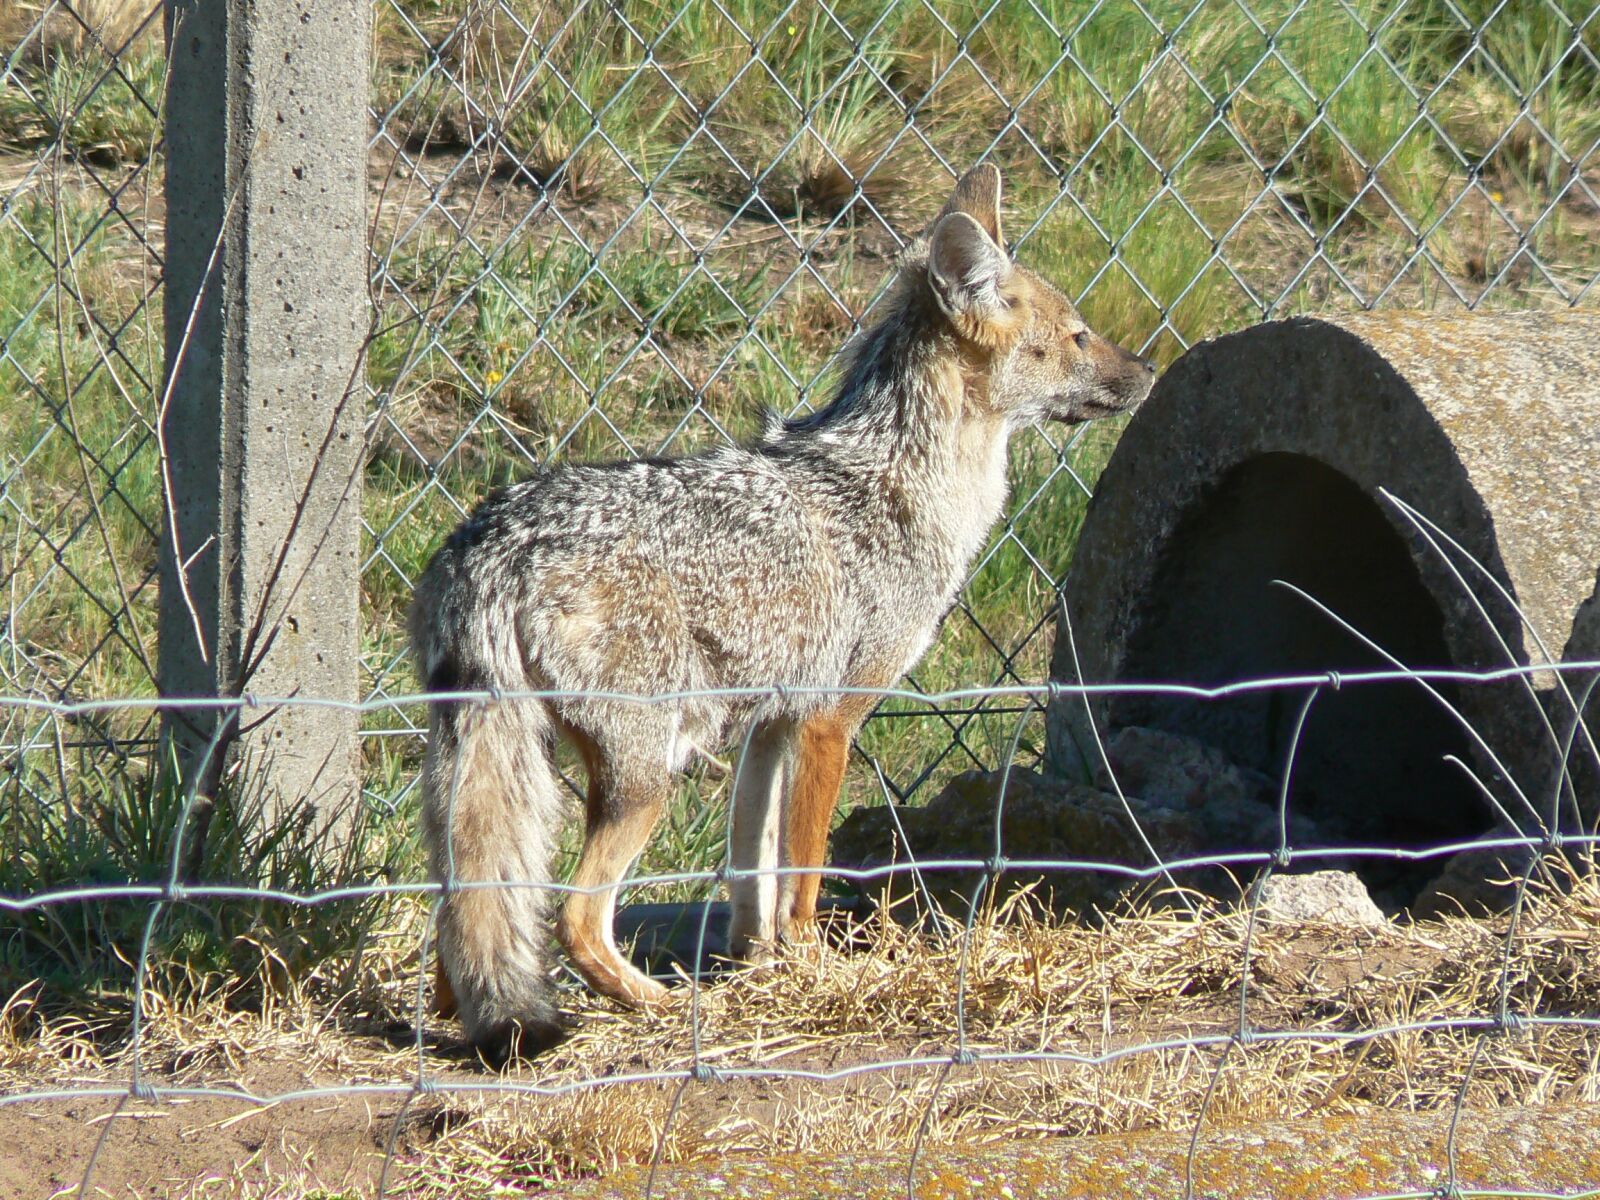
408 164 1156 1060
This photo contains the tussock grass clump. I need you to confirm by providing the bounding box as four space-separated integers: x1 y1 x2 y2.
0 743 420 1035
661 2 951 225
373 0 669 201
0 0 157 63
0 0 162 162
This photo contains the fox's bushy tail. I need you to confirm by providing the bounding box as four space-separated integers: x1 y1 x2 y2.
411 555 566 1057
419 687 566 1057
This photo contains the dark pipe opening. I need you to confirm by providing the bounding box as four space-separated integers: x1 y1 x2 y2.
1112 452 1490 905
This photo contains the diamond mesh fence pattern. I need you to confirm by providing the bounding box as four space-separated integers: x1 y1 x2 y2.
1 5 1599 1190
362 0 1600 820
0 2 165 803
0 2 1596 808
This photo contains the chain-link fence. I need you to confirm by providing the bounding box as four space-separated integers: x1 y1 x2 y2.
0 1 164 780
1 0 1596 808
2 1 1600 1194
361 0 1600 817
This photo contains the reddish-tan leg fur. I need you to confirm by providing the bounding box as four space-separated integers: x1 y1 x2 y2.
778 699 875 942
554 734 672 1009
433 958 458 1018
556 789 670 1006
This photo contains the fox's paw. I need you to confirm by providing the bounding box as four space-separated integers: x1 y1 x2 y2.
726 932 779 968
622 973 673 1010
779 915 823 949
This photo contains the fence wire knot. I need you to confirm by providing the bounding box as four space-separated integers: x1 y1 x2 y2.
1493 1010 1527 1036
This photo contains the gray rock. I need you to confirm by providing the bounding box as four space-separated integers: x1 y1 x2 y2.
1412 833 1538 918
830 730 1315 916
1258 870 1387 927
829 768 1205 917
1094 726 1316 848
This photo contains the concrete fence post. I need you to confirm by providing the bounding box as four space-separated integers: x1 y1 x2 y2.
159 0 369 831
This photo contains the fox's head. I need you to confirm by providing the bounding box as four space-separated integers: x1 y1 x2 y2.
920 164 1155 427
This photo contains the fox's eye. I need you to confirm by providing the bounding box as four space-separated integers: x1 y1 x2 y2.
1073 330 1091 349
1029 346 1047 359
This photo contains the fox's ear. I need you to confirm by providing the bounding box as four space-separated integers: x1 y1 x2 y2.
928 211 1012 329
938 163 1004 248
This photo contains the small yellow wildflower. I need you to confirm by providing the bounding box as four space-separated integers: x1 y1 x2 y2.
485 370 504 388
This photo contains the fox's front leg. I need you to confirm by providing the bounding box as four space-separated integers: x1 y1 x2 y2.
776 712 854 944
727 720 793 962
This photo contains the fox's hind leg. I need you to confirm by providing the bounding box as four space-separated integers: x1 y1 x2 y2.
555 742 672 1009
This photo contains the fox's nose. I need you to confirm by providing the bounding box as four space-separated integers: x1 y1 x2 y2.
1114 340 1156 375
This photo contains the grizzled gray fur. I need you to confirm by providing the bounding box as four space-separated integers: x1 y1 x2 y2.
409 164 1156 1061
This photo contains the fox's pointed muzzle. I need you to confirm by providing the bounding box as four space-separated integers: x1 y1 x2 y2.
1048 334 1156 423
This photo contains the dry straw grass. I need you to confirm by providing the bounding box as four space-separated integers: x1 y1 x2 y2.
0 0 156 60
14 860 1590 1195
3 806 1598 1199
394 860 1598 1192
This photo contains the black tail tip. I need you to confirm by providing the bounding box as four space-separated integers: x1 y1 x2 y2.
474 1014 568 1068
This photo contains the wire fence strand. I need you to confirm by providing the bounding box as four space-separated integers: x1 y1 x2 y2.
3 0 1599 1194
3 672 1600 1194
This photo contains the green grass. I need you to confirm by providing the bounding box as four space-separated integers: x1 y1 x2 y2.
373 0 674 197
0 188 163 715
0 738 418 1021
0 40 163 163
4 0 1599 980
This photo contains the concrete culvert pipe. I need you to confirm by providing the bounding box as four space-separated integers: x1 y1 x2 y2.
1047 313 1600 908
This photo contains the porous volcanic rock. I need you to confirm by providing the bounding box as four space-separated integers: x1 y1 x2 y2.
1258 870 1387 927
831 727 1315 915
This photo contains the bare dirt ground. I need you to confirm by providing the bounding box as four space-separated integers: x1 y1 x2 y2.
560 1104 1600 1200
